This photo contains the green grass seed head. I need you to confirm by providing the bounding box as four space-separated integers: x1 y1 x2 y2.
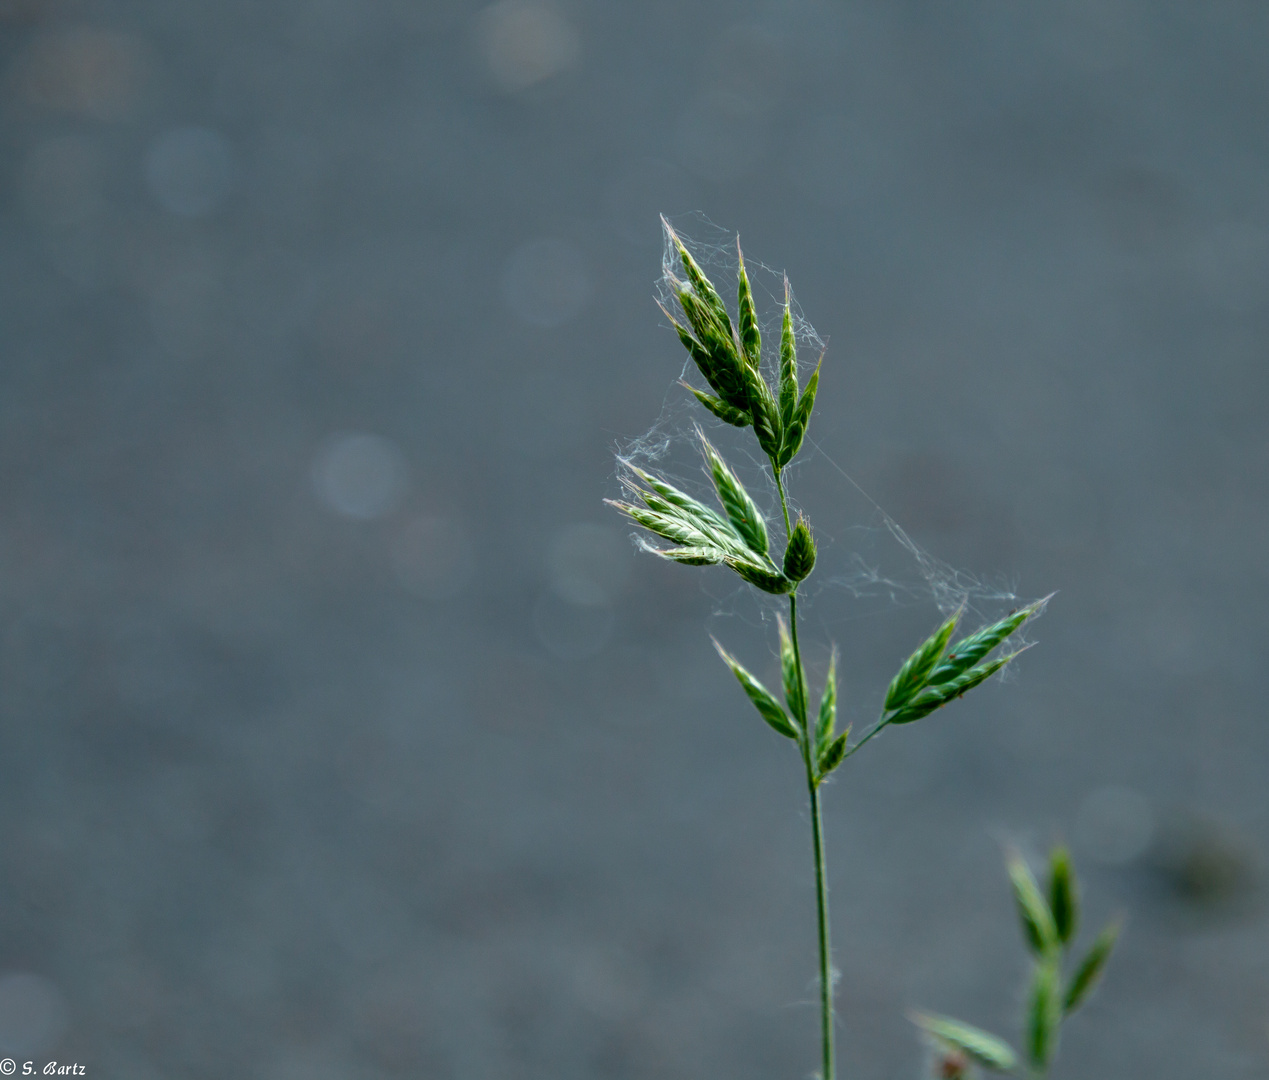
927 594 1051 685
1048 845 1078 946
663 216 735 341
746 368 784 461
700 431 769 557
682 382 750 427
1063 921 1120 1015
783 515 816 582
815 649 837 750
817 732 847 779
713 638 798 740
777 615 809 726
778 354 820 468
911 1013 1019 1074
736 239 762 370
884 608 962 712
724 556 793 594
778 277 799 425
1008 851 1060 959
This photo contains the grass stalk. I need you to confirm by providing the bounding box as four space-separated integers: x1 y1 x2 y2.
806 739 835 1079
776 467 835 1080
611 223 1057 1079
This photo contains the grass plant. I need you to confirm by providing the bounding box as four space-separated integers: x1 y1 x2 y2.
913 846 1119 1079
609 220 1111 1079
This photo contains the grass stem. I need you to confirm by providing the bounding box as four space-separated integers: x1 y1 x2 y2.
806 744 835 1080
840 715 890 763
775 467 835 1080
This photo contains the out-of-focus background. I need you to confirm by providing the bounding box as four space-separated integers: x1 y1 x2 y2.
1 1 1267 1077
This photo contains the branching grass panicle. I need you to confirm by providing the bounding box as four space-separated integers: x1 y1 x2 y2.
609 220 1108 1080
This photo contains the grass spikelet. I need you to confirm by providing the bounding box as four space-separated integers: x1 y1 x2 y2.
746 367 784 461
911 1014 1018 1074
1063 922 1119 1015
663 216 735 344
886 651 1024 725
928 595 1050 685
724 556 793 594
606 500 713 549
1048 846 1078 945
662 303 749 413
645 544 727 566
815 648 837 751
1008 852 1059 959
623 464 731 533
700 431 769 557
683 382 750 426
884 608 962 712
817 732 847 778
782 515 816 582
778 277 798 426
737 239 762 370
777 615 808 727
713 639 798 739
778 354 820 467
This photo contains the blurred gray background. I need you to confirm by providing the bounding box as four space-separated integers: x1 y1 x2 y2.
1 1 1267 1077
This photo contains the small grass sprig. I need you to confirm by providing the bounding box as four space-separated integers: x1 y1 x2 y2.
913 846 1120 1079
610 221 1050 1080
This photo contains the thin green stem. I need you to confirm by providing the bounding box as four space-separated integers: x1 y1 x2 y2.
805 739 834 1080
773 467 793 541
839 714 890 763
775 466 834 1080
